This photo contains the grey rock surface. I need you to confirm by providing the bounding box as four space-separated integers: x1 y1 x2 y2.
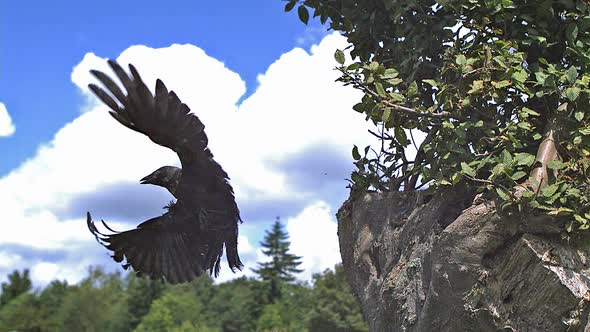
337 190 590 332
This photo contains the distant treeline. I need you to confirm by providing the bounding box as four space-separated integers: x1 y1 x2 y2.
0 220 367 332
0 264 367 332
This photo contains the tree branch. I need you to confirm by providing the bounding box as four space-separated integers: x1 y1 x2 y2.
337 68 461 121
407 127 439 190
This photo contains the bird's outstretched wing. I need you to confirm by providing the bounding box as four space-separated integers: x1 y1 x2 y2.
88 60 207 166
87 211 207 283
87 60 243 280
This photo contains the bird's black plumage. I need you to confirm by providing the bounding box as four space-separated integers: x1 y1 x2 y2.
86 60 243 283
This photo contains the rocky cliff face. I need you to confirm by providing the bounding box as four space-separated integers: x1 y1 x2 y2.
337 190 590 331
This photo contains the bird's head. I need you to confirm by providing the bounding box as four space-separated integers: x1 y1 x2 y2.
140 166 180 188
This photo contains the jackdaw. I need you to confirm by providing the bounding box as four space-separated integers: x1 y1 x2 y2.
86 60 243 283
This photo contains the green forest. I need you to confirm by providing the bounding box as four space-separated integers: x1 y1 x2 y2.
0 221 367 332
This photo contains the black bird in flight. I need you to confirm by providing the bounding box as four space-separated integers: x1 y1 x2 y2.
86 60 243 283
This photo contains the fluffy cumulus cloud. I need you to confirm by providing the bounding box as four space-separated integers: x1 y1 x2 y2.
0 102 16 137
0 33 373 286
286 201 341 280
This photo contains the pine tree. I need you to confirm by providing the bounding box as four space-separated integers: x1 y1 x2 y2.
252 217 303 303
0 269 32 307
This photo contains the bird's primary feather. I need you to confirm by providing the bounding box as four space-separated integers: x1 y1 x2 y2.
86 60 243 283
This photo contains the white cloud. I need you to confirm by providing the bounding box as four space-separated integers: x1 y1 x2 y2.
31 262 60 285
0 102 15 136
0 33 370 286
286 201 341 281
0 252 23 270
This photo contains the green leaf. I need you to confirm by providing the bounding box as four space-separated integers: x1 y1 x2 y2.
297 5 309 24
566 87 581 101
493 57 508 69
522 188 536 198
511 171 527 181
443 121 455 129
451 172 461 184
547 160 565 170
549 207 574 215
352 102 365 113
352 145 361 160
567 66 578 83
382 108 391 123
375 82 387 97
387 78 403 85
515 153 535 166
567 188 581 197
566 220 574 233
383 68 399 79
455 54 467 65
389 92 404 102
575 111 585 122
407 81 418 97
496 187 510 200
422 79 438 87
517 122 532 131
460 162 476 177
535 71 548 85
541 184 559 197
469 80 484 93
492 80 511 89
284 1 296 12
512 70 528 83
500 150 513 165
461 97 471 107
492 163 506 176
566 23 579 42
367 61 379 71
522 107 540 116
347 62 361 71
334 50 345 65
395 127 408 146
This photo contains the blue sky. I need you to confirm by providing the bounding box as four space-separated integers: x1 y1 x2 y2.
0 0 374 286
1 0 328 175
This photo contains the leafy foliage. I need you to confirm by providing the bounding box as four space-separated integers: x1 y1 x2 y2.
0 223 367 331
126 274 166 330
0 263 367 332
0 293 42 331
56 267 129 332
134 291 214 332
206 277 261 332
252 218 303 302
307 265 367 332
284 0 590 233
37 280 69 330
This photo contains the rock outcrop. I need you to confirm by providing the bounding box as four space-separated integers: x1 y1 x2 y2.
337 190 590 331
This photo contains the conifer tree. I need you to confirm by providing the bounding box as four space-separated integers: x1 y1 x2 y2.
252 217 303 303
0 269 32 307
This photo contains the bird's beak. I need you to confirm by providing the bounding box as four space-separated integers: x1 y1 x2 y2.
140 174 154 184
